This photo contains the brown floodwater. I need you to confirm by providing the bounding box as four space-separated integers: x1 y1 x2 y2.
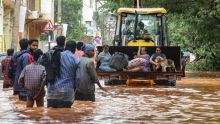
0 72 220 123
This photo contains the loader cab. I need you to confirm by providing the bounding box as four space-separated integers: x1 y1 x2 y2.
114 8 168 46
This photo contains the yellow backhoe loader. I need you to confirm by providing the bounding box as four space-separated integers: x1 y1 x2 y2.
97 7 183 86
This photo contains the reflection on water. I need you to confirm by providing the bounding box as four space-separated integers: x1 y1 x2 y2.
1 72 220 123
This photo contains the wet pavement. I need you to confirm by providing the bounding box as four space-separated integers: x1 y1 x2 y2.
0 72 220 123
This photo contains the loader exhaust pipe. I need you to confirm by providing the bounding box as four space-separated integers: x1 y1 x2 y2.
134 0 143 8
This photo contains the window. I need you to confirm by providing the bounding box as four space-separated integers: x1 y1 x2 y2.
28 0 35 11
118 13 164 45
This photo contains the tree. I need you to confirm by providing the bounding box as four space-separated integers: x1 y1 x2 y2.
54 0 85 41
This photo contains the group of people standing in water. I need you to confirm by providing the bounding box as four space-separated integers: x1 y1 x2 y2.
2 36 107 108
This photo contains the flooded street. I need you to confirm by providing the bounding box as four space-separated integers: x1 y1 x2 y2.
0 72 220 123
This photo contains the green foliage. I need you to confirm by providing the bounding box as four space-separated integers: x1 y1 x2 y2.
40 33 48 41
99 0 133 13
97 11 109 45
166 0 220 71
99 0 220 71
55 0 85 41
187 59 220 71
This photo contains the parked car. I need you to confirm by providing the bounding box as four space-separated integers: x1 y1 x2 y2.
0 52 7 80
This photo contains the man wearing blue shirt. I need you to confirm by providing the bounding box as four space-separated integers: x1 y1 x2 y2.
47 41 82 108
13 39 34 101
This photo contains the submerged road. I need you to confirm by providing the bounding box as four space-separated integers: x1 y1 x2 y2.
0 72 220 123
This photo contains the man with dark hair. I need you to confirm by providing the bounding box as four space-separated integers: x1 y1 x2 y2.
75 41 84 58
28 38 39 54
40 36 66 85
19 39 29 50
53 36 66 78
75 44 107 102
12 38 34 100
47 41 82 108
56 36 65 47
2 49 14 88
76 41 84 51
19 49 46 107
9 39 29 95
7 49 14 56
32 49 43 60
65 41 77 52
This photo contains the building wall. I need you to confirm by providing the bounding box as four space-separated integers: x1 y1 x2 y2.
1 0 14 52
0 0 3 51
3 9 13 51
82 0 104 37
82 0 95 26
0 0 54 52
25 0 54 39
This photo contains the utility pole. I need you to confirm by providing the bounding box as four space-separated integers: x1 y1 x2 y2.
12 0 21 50
134 0 143 8
56 0 62 37
95 0 98 31
0 0 3 52
57 0 62 24
137 0 140 8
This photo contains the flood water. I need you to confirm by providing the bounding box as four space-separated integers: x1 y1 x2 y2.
0 72 220 123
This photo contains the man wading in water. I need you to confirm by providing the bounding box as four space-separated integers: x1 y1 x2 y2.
75 44 108 102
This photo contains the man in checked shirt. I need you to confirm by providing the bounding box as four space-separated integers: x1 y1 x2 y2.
1 49 14 88
19 49 46 107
